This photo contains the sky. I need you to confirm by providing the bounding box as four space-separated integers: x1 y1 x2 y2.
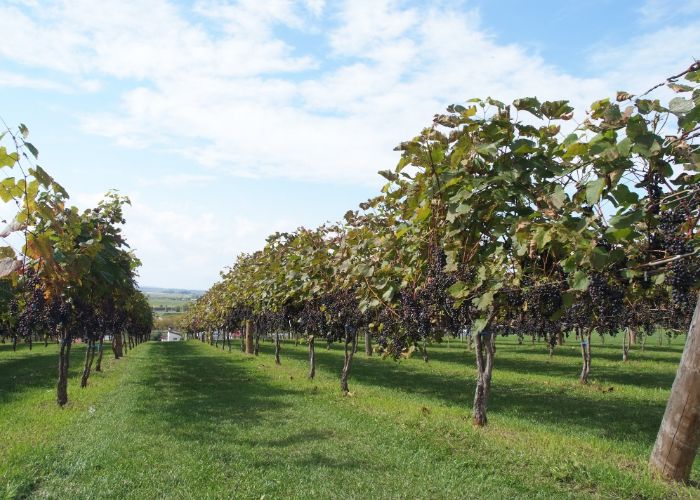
0 0 699 290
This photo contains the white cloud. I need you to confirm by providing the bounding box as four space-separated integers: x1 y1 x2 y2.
3 0 697 186
638 0 700 25
587 23 700 93
2 0 699 288
121 195 293 289
135 173 217 188
303 0 325 17
0 71 70 92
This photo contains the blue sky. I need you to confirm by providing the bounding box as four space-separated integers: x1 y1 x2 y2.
1 0 699 289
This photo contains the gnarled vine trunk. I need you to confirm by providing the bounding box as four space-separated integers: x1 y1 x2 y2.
80 338 96 388
112 333 120 359
308 335 315 379
57 331 72 406
580 329 591 384
95 335 105 372
473 327 496 427
649 292 700 482
274 332 281 365
244 320 254 354
340 327 357 393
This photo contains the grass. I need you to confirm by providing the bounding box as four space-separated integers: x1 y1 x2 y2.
1 334 699 499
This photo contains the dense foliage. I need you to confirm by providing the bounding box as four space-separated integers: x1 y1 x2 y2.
185 64 700 427
0 124 152 405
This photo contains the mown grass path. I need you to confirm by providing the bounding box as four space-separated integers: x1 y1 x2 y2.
1 337 699 498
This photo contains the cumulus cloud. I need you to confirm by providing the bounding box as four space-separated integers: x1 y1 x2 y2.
638 0 700 25
0 71 70 92
2 0 698 287
2 0 697 185
121 195 295 288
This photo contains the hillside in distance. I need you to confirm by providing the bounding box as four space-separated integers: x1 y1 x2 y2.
141 286 204 316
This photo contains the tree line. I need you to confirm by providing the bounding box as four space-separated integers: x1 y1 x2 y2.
184 64 700 481
0 124 153 406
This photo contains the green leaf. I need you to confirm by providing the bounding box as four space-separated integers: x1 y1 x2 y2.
513 97 542 117
626 115 647 140
512 139 537 155
549 185 567 209
354 263 373 277
476 142 498 157
570 270 589 291
414 202 431 222
0 178 16 202
616 137 632 157
51 181 69 198
540 100 574 119
0 147 18 168
562 133 578 146
447 280 467 298
0 246 16 259
472 291 494 311
394 224 409 239
378 169 398 182
534 227 553 250
611 184 638 206
585 178 606 205
590 247 608 269
381 285 396 302
473 317 489 335
609 210 642 229
29 165 54 187
23 141 39 159
669 97 694 115
0 258 21 277
564 142 588 159
668 82 693 93
18 124 29 139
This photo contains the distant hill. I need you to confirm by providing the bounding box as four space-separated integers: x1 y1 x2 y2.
140 286 205 296
140 287 205 316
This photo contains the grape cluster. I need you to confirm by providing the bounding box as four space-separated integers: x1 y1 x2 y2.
657 206 699 326
298 300 325 334
17 272 46 340
320 290 363 342
520 280 564 341
645 173 663 215
495 287 524 337
587 272 624 335
375 305 405 357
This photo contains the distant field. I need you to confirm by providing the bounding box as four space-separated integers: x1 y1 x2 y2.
142 287 203 315
1 334 699 498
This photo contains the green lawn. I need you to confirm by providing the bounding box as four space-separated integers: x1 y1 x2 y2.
1 335 699 499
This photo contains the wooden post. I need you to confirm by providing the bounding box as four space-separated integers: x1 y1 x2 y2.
649 292 700 482
244 320 254 354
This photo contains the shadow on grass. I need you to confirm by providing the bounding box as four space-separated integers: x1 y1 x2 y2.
426 339 684 366
131 342 307 447
263 342 667 446
0 344 90 404
424 348 678 390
